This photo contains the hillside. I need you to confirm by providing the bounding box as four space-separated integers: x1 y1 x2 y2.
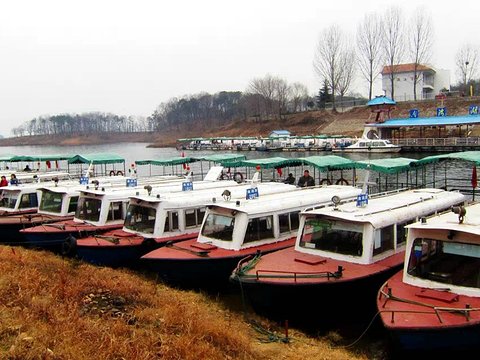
1 96 479 148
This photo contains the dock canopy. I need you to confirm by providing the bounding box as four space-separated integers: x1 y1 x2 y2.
355 157 418 174
300 155 356 171
414 151 480 166
369 114 480 128
10 154 73 162
135 157 198 166
366 96 396 106
193 154 246 164
68 153 125 165
223 156 303 169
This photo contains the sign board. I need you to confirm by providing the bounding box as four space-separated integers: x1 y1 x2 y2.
409 109 419 118
356 193 368 207
469 105 479 115
436 107 447 117
182 182 193 191
79 176 89 185
246 187 259 200
126 178 138 187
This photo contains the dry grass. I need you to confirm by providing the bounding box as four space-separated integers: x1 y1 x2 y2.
0 246 368 360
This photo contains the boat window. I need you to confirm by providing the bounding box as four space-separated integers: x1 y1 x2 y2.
279 211 300 234
185 207 206 228
396 221 412 245
373 225 395 256
407 238 480 289
107 201 124 221
299 217 363 256
164 211 179 232
19 193 38 209
68 196 79 214
0 191 18 209
39 190 63 213
358 142 366 147
75 197 102 222
245 216 274 243
201 213 235 241
124 204 156 234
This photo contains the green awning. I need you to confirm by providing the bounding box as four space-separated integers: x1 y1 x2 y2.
10 154 73 162
135 157 197 166
414 151 480 166
223 156 303 169
68 153 125 165
300 155 356 171
193 154 246 163
356 157 418 174
0 154 17 162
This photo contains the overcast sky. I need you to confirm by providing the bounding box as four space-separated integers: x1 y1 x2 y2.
0 0 479 137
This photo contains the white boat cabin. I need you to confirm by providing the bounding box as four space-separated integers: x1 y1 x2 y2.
197 186 362 251
0 184 41 213
122 182 299 239
403 203 480 297
297 189 466 265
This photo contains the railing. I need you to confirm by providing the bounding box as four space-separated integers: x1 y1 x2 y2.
390 137 480 147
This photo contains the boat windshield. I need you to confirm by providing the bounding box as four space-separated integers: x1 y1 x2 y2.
124 204 156 234
299 217 363 256
75 197 102 222
407 238 480 289
0 191 18 209
201 213 235 241
39 190 63 213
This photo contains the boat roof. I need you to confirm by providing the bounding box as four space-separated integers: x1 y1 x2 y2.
299 155 356 171
206 186 362 215
129 182 298 206
413 151 480 167
368 114 480 128
302 189 465 228
355 157 417 174
135 156 198 166
408 202 480 236
193 154 247 163
68 153 124 165
222 156 303 169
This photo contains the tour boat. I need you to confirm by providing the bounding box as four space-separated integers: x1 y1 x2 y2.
20 166 238 253
140 185 363 287
75 181 299 267
377 202 480 352
332 138 401 153
230 189 465 325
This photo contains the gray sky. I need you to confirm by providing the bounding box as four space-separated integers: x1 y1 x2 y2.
0 0 479 137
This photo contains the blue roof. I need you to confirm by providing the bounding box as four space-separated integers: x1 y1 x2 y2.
369 114 480 128
367 96 396 106
269 130 291 136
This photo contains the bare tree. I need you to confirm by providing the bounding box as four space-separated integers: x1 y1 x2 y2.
290 82 309 112
337 48 356 104
409 8 433 101
356 13 383 100
456 44 479 95
313 24 344 111
382 6 405 100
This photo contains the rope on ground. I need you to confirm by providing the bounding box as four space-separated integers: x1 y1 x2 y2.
332 311 381 349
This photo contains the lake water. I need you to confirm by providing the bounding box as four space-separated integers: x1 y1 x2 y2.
0 143 475 195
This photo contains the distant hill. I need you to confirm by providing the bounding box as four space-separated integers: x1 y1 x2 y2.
1 96 479 148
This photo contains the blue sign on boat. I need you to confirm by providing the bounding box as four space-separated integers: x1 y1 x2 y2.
436 107 447 117
182 182 193 191
79 176 89 185
126 178 137 187
246 187 259 200
356 193 368 207
409 109 419 118
469 105 479 115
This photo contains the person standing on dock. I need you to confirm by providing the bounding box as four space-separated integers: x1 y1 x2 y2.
297 170 315 187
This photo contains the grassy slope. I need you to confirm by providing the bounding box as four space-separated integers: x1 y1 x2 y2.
0 246 368 360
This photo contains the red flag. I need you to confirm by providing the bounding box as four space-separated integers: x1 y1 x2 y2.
46 160 51 169
277 167 283 177
472 166 478 188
